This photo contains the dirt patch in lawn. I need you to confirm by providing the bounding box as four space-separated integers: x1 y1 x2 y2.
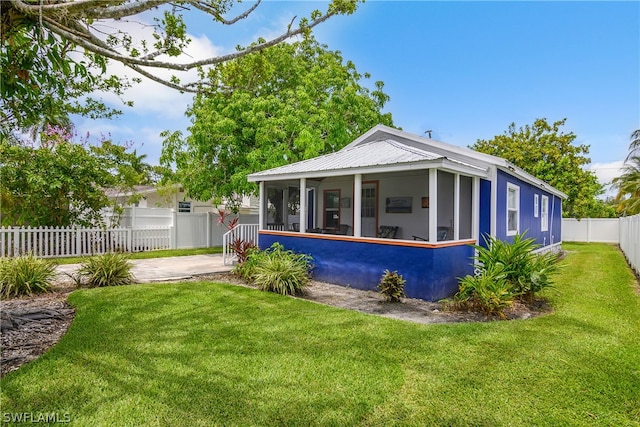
1 273 551 377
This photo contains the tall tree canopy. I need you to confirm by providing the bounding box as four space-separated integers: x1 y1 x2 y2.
0 126 156 227
160 35 393 208
471 118 615 219
1 0 359 138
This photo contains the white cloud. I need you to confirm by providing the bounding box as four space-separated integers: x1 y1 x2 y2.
84 17 225 119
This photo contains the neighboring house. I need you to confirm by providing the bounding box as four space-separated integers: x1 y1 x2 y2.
247 124 566 301
105 185 259 214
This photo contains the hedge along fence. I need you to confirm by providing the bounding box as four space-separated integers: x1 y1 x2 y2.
0 226 171 258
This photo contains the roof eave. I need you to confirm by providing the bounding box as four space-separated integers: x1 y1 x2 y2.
497 165 568 199
247 159 488 182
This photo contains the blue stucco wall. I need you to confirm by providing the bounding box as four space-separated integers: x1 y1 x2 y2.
495 170 563 246
479 178 492 247
259 233 475 301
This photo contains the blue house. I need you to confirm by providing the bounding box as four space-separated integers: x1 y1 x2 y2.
247 125 566 301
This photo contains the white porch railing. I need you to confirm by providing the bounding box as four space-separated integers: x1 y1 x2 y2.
0 226 171 258
222 224 259 265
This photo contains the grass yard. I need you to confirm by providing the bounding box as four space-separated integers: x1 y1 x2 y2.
1 243 639 426
54 247 223 265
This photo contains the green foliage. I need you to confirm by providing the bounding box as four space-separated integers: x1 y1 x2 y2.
472 118 607 219
377 270 406 302
1 12 129 139
0 254 56 298
1 244 639 425
455 264 513 318
0 130 156 227
232 246 263 282
455 233 561 315
1 0 360 139
77 253 135 288
246 243 312 295
612 155 640 216
161 35 393 204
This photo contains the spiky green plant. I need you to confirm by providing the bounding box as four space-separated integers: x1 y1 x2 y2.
472 232 560 301
251 243 312 295
0 254 56 298
456 263 514 318
77 252 135 288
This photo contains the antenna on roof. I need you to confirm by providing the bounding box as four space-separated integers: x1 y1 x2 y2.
424 130 433 139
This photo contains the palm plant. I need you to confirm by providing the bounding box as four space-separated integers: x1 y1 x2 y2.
626 129 640 162
612 155 640 216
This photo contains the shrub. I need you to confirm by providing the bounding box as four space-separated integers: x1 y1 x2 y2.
77 252 135 287
232 246 263 281
456 263 514 318
377 270 406 302
472 233 560 302
251 243 312 296
229 238 258 264
0 254 56 298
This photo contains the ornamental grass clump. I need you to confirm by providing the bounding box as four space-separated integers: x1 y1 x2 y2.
377 270 406 302
0 254 56 298
250 243 312 296
77 252 135 288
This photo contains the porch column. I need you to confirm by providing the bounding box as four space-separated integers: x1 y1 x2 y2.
299 178 307 233
454 174 460 240
283 186 289 231
490 166 497 237
472 177 480 242
258 181 265 230
429 169 438 243
353 174 362 237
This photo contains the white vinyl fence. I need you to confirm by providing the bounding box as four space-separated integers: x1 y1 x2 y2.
561 218 619 243
0 226 171 258
619 214 640 275
1 208 260 259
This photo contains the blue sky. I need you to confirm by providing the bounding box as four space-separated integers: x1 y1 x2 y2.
74 1 640 192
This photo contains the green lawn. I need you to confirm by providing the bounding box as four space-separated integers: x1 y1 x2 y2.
53 246 223 265
1 243 639 426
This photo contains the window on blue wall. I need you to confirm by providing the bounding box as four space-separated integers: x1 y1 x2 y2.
541 195 549 231
507 183 519 236
534 194 539 218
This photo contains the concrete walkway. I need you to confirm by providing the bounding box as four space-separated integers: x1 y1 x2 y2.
56 254 232 284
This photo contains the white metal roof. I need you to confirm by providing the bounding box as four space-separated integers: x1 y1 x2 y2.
247 124 567 199
248 138 486 180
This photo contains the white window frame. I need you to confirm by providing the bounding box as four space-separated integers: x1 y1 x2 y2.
506 183 520 236
541 195 549 232
534 194 539 218
178 201 192 213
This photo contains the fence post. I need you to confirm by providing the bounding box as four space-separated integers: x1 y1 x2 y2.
171 209 178 249
206 212 211 248
13 227 19 256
